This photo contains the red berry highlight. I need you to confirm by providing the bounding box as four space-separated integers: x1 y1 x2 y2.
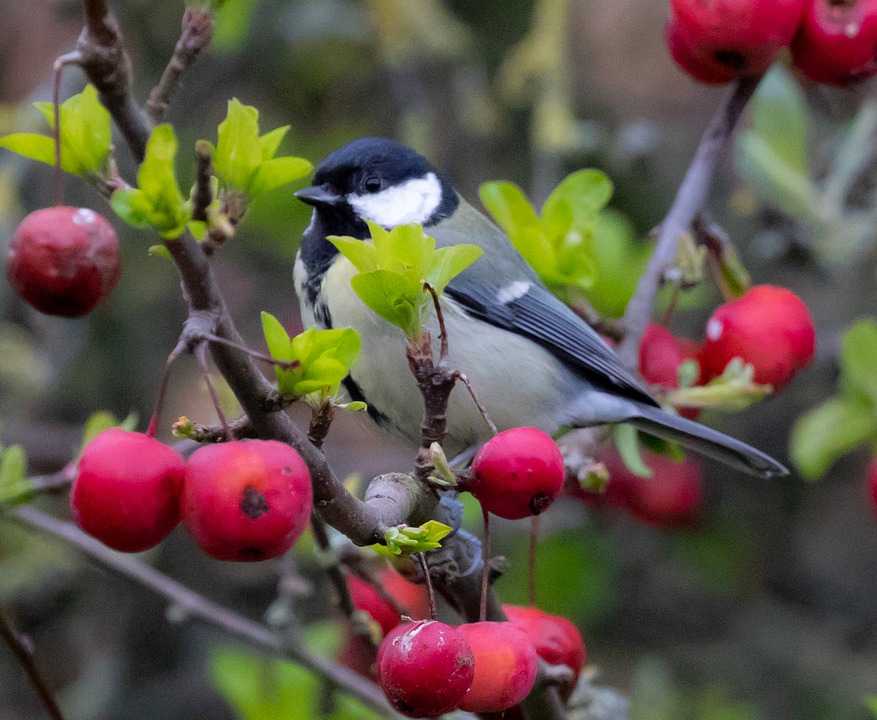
7 206 121 317
667 0 806 83
470 427 565 520
70 428 185 552
377 620 475 718
457 621 538 713
791 0 877 85
699 285 815 391
181 440 312 561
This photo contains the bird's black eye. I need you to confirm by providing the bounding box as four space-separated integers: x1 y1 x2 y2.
363 176 382 194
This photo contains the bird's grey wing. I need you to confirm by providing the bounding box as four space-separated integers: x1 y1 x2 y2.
444 269 660 408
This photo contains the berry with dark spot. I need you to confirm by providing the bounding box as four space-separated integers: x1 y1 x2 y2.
70 428 185 552
180 440 312 561
6 206 121 317
469 427 565 520
377 620 475 717
667 0 806 83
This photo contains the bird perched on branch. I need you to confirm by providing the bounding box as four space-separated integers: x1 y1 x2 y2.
293 137 787 479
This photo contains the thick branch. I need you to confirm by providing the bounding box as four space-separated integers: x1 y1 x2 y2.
163 231 387 546
77 0 150 162
9 506 395 716
617 75 762 370
0 607 66 720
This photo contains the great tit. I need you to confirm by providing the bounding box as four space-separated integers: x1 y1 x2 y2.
293 137 787 479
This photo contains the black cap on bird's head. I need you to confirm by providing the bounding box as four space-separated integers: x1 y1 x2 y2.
295 137 458 229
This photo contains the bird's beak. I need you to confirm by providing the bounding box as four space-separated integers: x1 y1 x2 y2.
294 184 343 207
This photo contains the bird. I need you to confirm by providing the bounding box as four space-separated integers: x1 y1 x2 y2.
293 137 788 479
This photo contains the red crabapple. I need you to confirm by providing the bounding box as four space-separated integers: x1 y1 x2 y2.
347 574 403 637
70 428 185 552
639 322 703 419
699 285 815 391
377 620 475 718
457 621 538 713
180 440 312 561
668 0 806 82
7 206 121 317
791 0 877 85
469 427 565 520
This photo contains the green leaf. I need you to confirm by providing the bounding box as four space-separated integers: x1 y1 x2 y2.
260 311 293 362
248 157 312 196
351 270 423 336
214 99 262 191
541 169 613 235
749 65 809 175
613 424 652 478
790 396 877 480
865 696 877 718
111 125 190 238
736 132 819 218
258 125 289 160
0 446 27 494
839 319 877 407
10 85 112 177
380 521 452 556
479 181 540 235
0 134 57 169
426 244 483 294
329 236 379 273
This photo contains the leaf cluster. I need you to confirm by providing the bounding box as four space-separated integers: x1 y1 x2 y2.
330 221 482 339
0 85 111 178
261 312 361 405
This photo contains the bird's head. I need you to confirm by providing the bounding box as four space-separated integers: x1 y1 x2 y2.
295 138 458 232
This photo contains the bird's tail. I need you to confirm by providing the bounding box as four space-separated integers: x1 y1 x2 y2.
627 405 789 479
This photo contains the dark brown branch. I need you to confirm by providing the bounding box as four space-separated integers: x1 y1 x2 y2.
9 506 394 716
191 141 214 222
77 0 151 163
0 607 66 720
163 231 387 546
617 75 763 370
145 9 214 124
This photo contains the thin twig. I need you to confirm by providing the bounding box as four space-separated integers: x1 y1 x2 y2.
480 505 490 623
618 75 763 371
417 553 438 621
424 283 448 360
145 9 213 124
310 514 357 618
202 332 299 371
8 506 395 716
191 141 214 222
0 607 66 720
195 343 234 443
454 371 497 435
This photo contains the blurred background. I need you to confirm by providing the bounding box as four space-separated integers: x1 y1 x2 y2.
1 0 877 719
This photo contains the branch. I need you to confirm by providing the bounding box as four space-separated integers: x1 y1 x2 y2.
8 506 396 717
0 606 66 720
76 0 151 163
145 9 214 124
617 75 763 370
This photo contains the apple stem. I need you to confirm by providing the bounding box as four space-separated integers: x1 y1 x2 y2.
196 342 235 442
528 515 539 607
480 504 490 623
417 553 438 621
50 52 82 207
146 349 180 439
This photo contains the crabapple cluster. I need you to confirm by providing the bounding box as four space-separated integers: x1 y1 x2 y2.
374 608 586 717
639 285 814 402
70 431 312 561
667 0 877 87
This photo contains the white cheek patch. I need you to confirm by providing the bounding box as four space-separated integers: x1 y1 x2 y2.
347 172 443 228
496 280 531 305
